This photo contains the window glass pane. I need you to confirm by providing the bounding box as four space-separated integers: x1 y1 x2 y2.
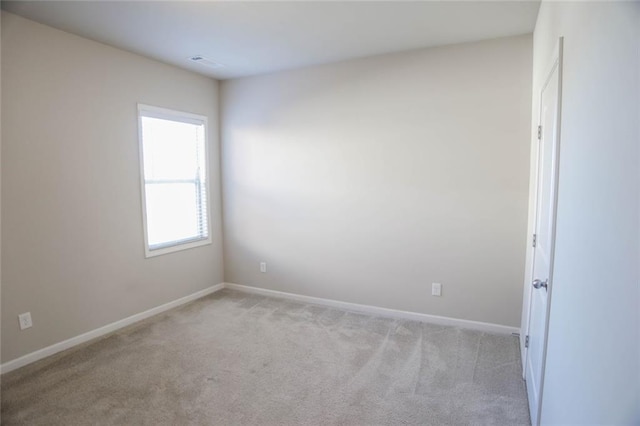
145 183 200 247
141 116 205 181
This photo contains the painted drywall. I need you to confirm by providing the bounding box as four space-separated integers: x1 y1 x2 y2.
221 35 532 327
0 7 3 385
1 12 223 363
526 2 640 424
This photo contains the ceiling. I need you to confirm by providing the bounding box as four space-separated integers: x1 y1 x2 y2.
2 1 540 80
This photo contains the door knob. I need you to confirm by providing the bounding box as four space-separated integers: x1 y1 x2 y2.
532 279 548 290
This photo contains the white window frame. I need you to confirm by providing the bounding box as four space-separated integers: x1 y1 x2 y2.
137 103 212 258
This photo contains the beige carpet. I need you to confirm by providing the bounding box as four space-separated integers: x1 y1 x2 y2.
1 289 530 425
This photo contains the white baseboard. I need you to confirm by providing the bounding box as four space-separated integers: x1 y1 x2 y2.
2 281 518 375
223 283 519 335
1 283 225 375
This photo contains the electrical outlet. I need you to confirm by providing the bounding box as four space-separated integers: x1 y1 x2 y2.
432 283 442 297
18 312 33 330
260 262 267 273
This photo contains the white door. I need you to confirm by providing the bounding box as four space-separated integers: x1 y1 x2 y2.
524 39 563 426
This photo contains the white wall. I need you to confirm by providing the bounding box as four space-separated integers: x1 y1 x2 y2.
528 2 640 424
221 35 532 327
0 6 3 392
1 12 224 363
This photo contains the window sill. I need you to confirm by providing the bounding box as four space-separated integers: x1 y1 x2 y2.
144 237 212 258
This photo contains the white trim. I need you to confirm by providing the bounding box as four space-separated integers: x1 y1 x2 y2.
223 283 519 335
145 237 212 258
0 283 225 375
137 103 207 125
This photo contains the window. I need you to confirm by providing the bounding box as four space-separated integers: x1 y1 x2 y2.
138 104 211 257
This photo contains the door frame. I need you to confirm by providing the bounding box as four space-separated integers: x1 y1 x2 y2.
520 36 564 426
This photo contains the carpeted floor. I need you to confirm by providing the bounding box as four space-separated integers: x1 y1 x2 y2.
1 289 530 425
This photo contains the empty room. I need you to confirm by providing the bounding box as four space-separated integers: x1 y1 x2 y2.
1 1 638 425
